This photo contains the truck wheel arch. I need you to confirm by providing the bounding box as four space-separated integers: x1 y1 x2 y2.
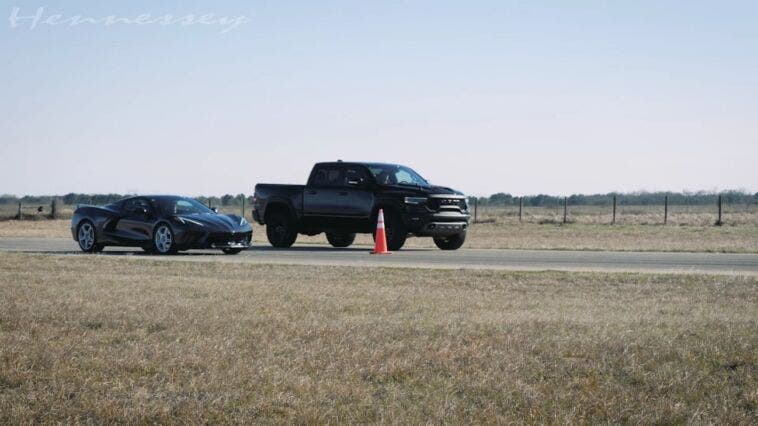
264 202 295 224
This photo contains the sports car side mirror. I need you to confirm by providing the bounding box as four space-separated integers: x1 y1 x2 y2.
211 207 218 213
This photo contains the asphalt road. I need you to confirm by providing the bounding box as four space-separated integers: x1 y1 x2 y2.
2 237 757 275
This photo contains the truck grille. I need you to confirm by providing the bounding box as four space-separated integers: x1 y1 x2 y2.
427 198 466 212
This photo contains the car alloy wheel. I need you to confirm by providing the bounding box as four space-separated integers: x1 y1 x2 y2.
154 224 174 254
78 222 95 252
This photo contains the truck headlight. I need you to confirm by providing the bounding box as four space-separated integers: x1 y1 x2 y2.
404 197 428 205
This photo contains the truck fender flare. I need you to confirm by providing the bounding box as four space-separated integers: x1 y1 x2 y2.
371 202 403 224
264 199 298 223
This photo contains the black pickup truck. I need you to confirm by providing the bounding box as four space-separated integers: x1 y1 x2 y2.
252 161 471 250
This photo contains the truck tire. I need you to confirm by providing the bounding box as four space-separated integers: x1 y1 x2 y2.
266 211 297 248
433 232 466 250
374 209 407 251
326 232 356 248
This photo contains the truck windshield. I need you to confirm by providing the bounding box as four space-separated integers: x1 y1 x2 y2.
368 164 430 187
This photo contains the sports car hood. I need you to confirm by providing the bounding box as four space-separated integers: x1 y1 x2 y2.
176 213 251 231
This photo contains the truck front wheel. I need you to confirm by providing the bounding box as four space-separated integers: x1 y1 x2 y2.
374 210 407 251
266 211 298 248
326 232 356 248
433 233 466 250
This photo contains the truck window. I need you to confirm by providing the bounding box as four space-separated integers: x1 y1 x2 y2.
311 165 343 187
344 167 370 187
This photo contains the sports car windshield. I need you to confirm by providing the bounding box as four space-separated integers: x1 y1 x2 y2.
368 164 430 187
154 197 214 215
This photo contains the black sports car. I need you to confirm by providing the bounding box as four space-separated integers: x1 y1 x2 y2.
71 195 253 255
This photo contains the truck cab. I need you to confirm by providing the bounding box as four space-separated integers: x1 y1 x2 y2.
253 161 470 250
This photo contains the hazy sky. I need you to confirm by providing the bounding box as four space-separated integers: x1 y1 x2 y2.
2 0 756 197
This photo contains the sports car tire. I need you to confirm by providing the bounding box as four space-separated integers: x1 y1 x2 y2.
222 248 243 255
77 220 101 253
152 223 177 255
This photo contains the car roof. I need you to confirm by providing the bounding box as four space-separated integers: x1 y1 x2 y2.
116 195 192 202
314 161 404 169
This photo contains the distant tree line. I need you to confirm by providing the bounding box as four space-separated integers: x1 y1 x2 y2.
0 193 252 207
1 191 756 207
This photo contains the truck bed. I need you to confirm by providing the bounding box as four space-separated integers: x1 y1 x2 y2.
252 184 305 224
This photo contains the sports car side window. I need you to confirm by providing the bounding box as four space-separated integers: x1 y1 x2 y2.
125 198 149 213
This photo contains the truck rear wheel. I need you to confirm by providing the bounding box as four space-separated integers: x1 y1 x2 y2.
326 232 356 248
266 211 297 248
433 233 466 250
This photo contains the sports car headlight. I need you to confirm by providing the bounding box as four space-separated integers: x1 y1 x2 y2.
240 217 248 227
404 197 428 205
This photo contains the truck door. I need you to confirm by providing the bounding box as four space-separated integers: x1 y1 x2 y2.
303 164 343 217
336 165 375 219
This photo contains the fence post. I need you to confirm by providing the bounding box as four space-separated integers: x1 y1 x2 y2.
241 196 245 218
612 195 616 225
473 198 478 223
563 197 568 224
716 195 723 226
50 197 58 219
519 197 523 223
664 195 668 225
17 202 22 221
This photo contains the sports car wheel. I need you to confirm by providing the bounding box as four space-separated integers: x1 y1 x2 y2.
222 248 243 255
153 224 177 254
77 221 99 253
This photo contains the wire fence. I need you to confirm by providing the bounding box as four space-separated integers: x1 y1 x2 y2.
470 195 758 226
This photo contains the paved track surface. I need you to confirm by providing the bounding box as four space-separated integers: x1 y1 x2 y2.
2 237 757 275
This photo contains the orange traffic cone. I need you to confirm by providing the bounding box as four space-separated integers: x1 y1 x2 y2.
371 209 391 254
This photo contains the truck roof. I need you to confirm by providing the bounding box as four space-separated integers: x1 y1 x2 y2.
314 161 402 168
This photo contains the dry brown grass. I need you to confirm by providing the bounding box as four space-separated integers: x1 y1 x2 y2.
1 253 756 423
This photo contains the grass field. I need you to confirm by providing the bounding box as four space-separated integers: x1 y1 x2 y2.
0 253 755 423
2 217 757 253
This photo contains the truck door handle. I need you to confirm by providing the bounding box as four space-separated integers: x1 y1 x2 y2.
338 191 348 196
307 190 317 195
